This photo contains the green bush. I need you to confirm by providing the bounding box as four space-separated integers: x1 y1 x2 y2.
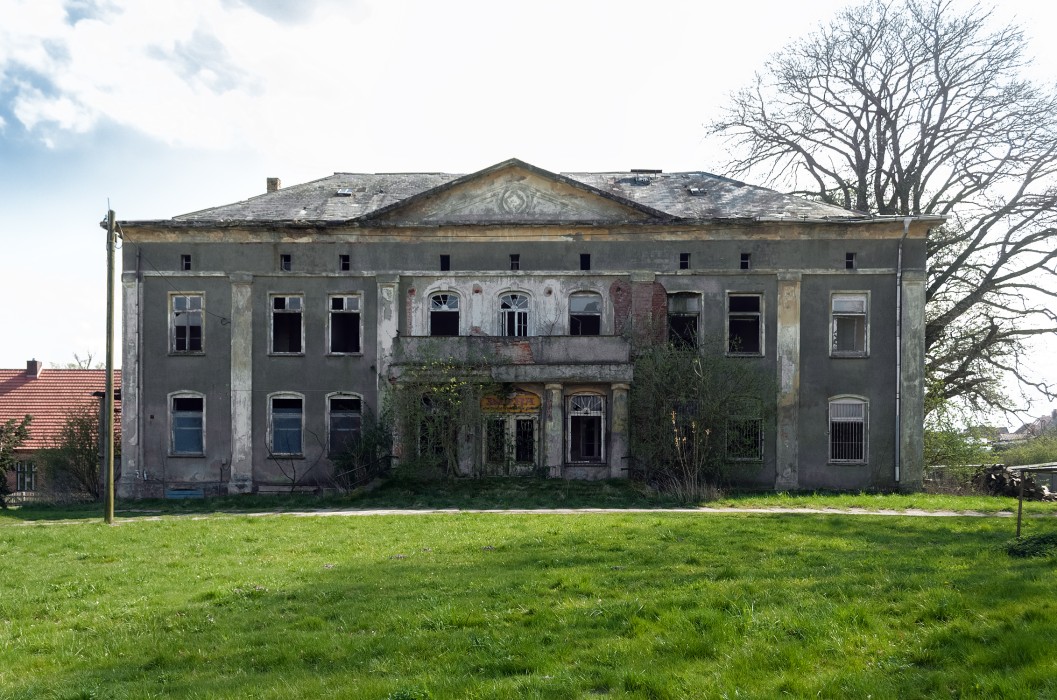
1006 531 1057 558
996 435 1057 467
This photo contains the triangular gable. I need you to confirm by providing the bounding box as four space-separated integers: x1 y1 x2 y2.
358 159 673 226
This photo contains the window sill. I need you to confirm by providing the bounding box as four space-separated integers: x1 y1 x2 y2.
830 352 869 358
726 352 764 358
168 453 205 458
327 352 364 357
268 353 305 357
169 352 205 357
269 454 305 460
828 461 867 466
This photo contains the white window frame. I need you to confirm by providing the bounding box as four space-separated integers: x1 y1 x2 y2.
828 396 869 464
168 391 206 456
327 392 363 456
726 292 764 356
429 292 461 336
499 292 530 337
328 294 363 355
270 294 305 355
569 291 603 336
268 392 305 457
831 292 870 357
169 293 204 354
566 393 605 464
15 461 36 492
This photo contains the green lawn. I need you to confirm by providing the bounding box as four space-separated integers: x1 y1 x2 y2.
1 506 1055 699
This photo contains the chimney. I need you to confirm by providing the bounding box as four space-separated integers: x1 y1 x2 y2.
267 177 281 193
25 359 42 379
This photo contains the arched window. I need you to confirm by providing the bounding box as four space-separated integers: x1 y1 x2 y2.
269 393 304 456
500 293 529 337
430 293 460 336
829 396 868 463
327 393 363 455
567 394 605 463
569 292 602 336
169 391 205 455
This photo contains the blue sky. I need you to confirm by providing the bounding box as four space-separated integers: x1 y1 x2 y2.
2 0 1054 420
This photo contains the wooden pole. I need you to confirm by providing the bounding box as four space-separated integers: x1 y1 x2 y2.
104 210 116 525
1016 468 1025 539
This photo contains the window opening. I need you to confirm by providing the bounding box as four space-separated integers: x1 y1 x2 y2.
181 254 192 271
740 253 752 270
568 394 604 463
171 395 204 454
668 293 700 347
569 292 602 336
727 294 762 355
440 254 451 271
846 252 857 270
271 295 304 353
329 396 362 455
429 293 460 336
580 253 591 271
15 461 36 491
271 397 303 455
500 293 529 336
329 295 361 353
279 254 292 272
171 294 203 353
831 293 868 356
339 254 351 271
509 254 520 271
515 418 535 463
829 398 867 462
679 252 690 270
726 400 763 461
486 418 507 464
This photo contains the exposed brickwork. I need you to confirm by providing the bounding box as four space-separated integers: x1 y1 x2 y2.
609 280 632 335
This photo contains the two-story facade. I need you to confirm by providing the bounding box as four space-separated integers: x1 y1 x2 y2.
117 159 939 497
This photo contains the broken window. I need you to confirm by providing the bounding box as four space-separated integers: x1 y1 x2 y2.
171 394 204 455
569 292 602 336
328 395 362 455
829 397 867 463
14 461 36 492
339 254 351 271
279 254 292 272
270 395 303 455
500 293 529 336
170 294 203 353
329 295 361 354
429 293 460 336
831 293 868 356
568 394 604 463
271 295 303 354
668 293 700 347
727 293 762 355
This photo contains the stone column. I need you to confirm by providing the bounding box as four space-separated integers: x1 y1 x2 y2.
544 383 564 477
118 271 141 498
609 383 630 478
775 272 801 490
228 273 254 494
899 270 926 491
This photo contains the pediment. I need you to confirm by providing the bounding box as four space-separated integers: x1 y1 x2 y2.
360 160 669 226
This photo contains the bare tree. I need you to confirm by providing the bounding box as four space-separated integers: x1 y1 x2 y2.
710 0 1057 414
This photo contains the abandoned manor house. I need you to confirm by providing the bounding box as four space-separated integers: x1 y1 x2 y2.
116 159 940 498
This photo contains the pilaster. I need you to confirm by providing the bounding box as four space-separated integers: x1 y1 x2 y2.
775 272 801 489
228 273 254 494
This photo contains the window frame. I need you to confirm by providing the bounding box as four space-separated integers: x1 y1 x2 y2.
679 252 690 270
279 253 292 272
499 292 531 337
339 254 351 272
429 292 461 336
725 399 763 462
14 461 36 492
566 393 605 464
667 292 701 348
830 292 870 358
509 254 520 271
328 293 363 355
828 395 869 464
268 392 305 457
169 391 205 456
169 292 205 355
180 254 192 271
270 293 305 355
326 392 363 456
569 291 603 336
726 292 764 356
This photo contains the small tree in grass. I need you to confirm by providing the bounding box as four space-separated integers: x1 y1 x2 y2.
38 405 110 501
629 344 773 501
0 415 31 508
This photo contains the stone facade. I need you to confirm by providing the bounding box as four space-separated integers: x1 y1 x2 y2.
117 159 939 497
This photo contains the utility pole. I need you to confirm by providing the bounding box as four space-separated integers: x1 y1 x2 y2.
104 210 116 525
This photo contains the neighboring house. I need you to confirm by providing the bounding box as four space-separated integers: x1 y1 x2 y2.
0 360 120 498
117 158 941 497
1015 409 1057 439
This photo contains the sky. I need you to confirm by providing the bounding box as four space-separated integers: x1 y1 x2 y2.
2 0 1055 423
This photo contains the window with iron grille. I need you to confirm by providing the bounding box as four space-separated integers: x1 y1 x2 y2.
567 394 604 463
829 398 867 463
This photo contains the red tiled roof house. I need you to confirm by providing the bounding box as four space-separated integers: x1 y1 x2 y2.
0 360 120 498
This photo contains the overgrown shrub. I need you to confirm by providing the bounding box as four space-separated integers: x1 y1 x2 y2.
37 406 111 501
995 434 1057 467
331 405 393 490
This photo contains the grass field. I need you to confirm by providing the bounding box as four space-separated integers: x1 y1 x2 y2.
2 493 1056 699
